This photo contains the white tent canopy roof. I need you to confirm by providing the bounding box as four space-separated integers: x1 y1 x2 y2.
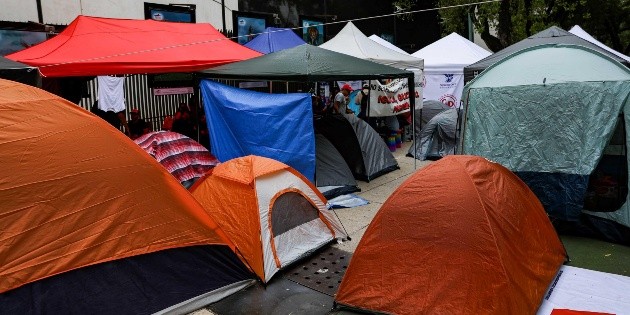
412 32 490 73
569 25 630 63
320 22 423 70
368 35 409 55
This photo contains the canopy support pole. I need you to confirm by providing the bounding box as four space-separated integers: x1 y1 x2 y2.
367 80 372 123
408 74 417 170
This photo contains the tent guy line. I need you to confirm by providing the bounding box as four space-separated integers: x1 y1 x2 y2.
33 0 500 71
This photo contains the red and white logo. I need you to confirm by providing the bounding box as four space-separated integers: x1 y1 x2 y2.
439 94 458 108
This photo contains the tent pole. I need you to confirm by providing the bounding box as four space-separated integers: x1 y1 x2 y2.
269 81 272 94
194 87 200 143
408 74 416 170
286 81 289 93
367 80 371 121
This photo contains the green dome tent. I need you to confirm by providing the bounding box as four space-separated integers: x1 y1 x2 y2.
460 44 630 244
464 26 630 83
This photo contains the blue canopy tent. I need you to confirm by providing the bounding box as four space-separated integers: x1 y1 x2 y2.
244 27 305 54
200 80 315 182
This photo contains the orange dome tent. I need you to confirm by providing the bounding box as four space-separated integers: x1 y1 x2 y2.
190 155 349 282
0 79 254 314
335 155 567 314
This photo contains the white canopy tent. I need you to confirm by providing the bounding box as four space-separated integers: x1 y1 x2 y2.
368 34 409 55
320 21 423 118
412 32 490 108
569 25 630 64
320 22 423 70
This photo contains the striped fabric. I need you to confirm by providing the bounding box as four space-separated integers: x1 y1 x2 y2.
135 131 219 185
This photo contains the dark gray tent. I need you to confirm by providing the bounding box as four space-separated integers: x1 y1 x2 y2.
408 109 458 161
408 100 451 159
0 57 39 86
315 134 360 199
344 114 399 180
464 26 630 83
315 114 399 182
410 100 451 138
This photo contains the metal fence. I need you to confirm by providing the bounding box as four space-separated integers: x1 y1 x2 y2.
79 74 192 131
77 76 316 137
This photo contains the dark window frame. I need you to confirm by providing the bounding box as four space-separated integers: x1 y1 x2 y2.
144 2 196 23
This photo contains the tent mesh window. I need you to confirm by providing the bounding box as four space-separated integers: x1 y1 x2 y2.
584 114 628 212
270 192 320 236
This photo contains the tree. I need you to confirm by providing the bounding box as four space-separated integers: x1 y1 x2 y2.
438 0 630 54
393 0 418 20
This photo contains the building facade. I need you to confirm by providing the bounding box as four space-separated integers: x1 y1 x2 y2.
1 0 237 28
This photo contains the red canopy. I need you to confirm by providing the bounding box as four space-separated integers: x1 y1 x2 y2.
6 16 261 77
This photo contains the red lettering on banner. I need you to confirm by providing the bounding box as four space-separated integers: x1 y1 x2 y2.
393 102 410 113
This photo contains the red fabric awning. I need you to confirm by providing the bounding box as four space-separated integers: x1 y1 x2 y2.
6 16 261 77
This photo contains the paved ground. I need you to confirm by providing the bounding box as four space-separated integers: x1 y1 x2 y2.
192 140 630 315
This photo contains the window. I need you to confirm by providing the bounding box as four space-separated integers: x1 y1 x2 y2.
232 11 270 44
144 3 196 23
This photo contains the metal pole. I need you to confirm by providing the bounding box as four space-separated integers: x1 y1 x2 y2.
221 0 227 36
35 0 43 23
408 74 416 170
467 11 474 42
366 80 371 121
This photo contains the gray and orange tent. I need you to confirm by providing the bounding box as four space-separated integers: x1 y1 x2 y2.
0 79 254 314
190 155 349 282
335 155 567 314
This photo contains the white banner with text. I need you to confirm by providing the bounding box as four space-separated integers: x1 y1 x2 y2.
422 73 464 108
367 74 423 117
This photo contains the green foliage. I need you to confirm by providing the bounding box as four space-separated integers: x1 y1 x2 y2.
393 0 418 20
437 0 630 54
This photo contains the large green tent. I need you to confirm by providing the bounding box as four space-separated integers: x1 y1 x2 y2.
464 26 630 83
197 43 414 83
460 44 630 244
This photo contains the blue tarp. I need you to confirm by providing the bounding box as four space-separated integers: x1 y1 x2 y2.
201 80 316 182
244 27 305 54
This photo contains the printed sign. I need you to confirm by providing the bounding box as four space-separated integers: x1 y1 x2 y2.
153 87 194 96
302 19 324 46
423 73 464 108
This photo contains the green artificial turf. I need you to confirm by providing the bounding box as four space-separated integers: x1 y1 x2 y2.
561 235 630 276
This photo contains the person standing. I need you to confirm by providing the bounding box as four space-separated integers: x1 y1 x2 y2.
334 84 353 114
128 108 146 139
172 107 195 139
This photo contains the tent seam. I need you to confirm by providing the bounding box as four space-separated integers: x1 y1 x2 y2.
456 158 513 294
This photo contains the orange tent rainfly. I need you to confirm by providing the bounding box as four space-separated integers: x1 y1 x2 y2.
190 155 349 282
335 155 567 315
6 15 261 77
0 79 254 314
